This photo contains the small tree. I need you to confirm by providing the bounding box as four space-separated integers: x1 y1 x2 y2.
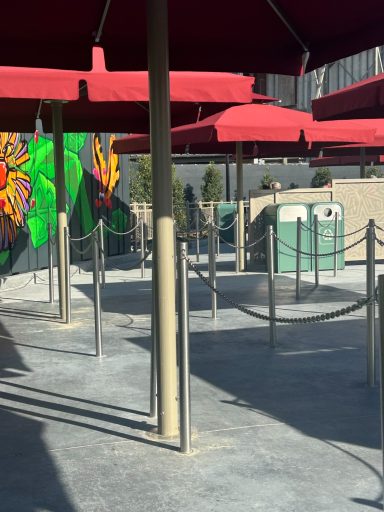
311 167 332 188
201 162 223 202
259 167 276 189
365 166 384 178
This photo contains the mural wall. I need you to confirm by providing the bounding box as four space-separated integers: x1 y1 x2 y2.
0 132 131 276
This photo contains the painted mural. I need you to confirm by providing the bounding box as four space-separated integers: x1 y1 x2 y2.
92 133 120 209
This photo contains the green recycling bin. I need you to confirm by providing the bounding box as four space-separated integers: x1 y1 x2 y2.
264 203 311 272
310 202 344 271
216 203 237 243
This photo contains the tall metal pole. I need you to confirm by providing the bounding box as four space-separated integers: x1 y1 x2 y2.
314 214 320 286
150 267 158 419
195 206 200 262
236 142 245 271
63 226 71 325
366 218 376 387
333 212 338 277
266 225 277 347
360 147 366 179
92 231 103 357
48 223 54 304
377 274 384 504
177 241 192 454
296 217 301 300
147 0 178 437
51 101 67 321
235 213 239 274
208 221 217 319
99 219 106 288
140 217 145 278
225 154 231 202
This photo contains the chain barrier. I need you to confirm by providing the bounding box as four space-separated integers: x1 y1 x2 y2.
105 249 152 272
69 224 99 242
49 235 56 246
301 222 368 238
375 224 384 232
376 236 384 247
69 239 93 255
184 253 372 324
275 233 366 257
103 222 140 237
218 232 267 250
212 217 238 231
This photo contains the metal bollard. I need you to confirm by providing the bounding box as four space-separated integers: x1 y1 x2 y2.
140 217 145 278
266 225 277 347
296 217 301 301
149 271 157 419
208 221 217 319
48 223 54 303
215 209 220 258
99 219 106 288
235 213 239 274
377 274 384 501
92 231 103 357
314 214 319 286
333 212 338 277
196 207 200 262
64 226 71 324
177 241 192 454
366 218 376 387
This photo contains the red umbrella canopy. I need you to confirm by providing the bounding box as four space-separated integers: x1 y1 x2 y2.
312 72 384 121
0 47 269 132
309 155 384 167
320 119 384 156
112 104 376 157
1 1 384 74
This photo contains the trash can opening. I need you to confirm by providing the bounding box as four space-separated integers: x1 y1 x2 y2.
323 207 333 217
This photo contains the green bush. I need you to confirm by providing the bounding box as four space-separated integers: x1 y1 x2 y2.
311 167 332 188
201 162 223 201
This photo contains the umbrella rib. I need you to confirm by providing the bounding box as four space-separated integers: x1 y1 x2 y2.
95 0 112 43
265 0 309 53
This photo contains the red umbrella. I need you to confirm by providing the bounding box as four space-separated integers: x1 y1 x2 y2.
312 73 384 121
309 155 384 168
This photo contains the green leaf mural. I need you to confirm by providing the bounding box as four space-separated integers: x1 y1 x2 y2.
27 173 57 247
64 133 87 153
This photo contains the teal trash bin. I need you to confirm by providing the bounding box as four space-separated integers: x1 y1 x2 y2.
310 202 344 271
216 203 237 243
264 203 311 272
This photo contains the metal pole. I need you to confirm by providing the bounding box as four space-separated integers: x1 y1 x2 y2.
208 221 217 319
147 0 178 437
51 101 67 321
225 154 231 202
296 217 301 300
177 241 192 454
48 223 54 303
266 225 277 347
92 231 103 358
333 212 338 278
99 219 106 288
216 207 220 257
140 217 145 278
377 274 384 504
235 213 239 273
63 226 71 324
150 268 158 419
236 142 245 271
314 214 320 287
360 147 366 179
196 206 200 262
366 218 376 387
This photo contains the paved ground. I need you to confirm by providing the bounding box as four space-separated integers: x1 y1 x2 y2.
0 242 383 511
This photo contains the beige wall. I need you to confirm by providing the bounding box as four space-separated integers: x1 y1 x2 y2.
249 178 384 267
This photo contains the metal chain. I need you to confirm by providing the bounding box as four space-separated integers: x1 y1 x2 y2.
49 235 56 246
375 224 384 232
274 233 366 257
69 239 93 255
218 232 266 249
69 224 100 242
301 222 368 238
105 249 152 271
212 217 238 231
376 236 384 247
103 222 140 236
184 254 372 324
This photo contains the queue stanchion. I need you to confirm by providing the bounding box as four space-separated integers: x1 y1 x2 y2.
266 225 277 347
92 230 103 357
333 212 338 277
99 219 106 288
377 274 384 503
140 217 145 278
208 221 217 319
235 213 239 274
296 217 301 301
177 241 192 454
48 223 54 303
196 207 200 262
366 218 376 387
314 214 320 286
64 226 71 324
149 270 157 419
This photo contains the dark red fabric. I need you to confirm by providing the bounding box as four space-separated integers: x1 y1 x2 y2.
112 104 375 157
0 1 383 74
309 155 384 167
312 73 384 121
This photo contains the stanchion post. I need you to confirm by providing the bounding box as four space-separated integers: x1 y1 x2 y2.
48 223 54 303
314 214 320 286
215 207 220 258
235 213 239 274
92 231 103 357
150 270 158 419
196 207 200 262
377 274 384 501
266 225 277 347
64 226 71 324
140 217 145 278
366 218 376 387
99 219 106 288
333 212 338 278
296 217 301 301
177 241 192 454
208 221 217 319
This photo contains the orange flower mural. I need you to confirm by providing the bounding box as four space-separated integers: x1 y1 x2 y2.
0 132 31 250
92 133 120 209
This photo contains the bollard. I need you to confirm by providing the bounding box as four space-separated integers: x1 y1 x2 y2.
63 227 71 324
235 213 239 274
296 217 301 300
48 223 54 303
314 214 319 286
92 231 103 357
333 212 338 278
99 219 106 288
149 271 158 419
266 225 277 347
208 221 217 319
377 274 384 501
177 241 192 454
195 207 200 262
366 218 376 387
140 217 145 278
215 209 220 258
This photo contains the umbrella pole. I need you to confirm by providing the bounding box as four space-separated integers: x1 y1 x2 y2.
51 101 68 322
236 142 245 271
360 147 366 179
147 0 178 437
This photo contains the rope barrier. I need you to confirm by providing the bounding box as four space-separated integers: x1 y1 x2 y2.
69 224 99 242
212 217 237 231
69 239 93 255
184 252 372 324
103 222 139 236
300 222 368 238
275 233 366 257
218 232 266 250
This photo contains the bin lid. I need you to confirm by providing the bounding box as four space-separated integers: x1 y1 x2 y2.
264 203 309 221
